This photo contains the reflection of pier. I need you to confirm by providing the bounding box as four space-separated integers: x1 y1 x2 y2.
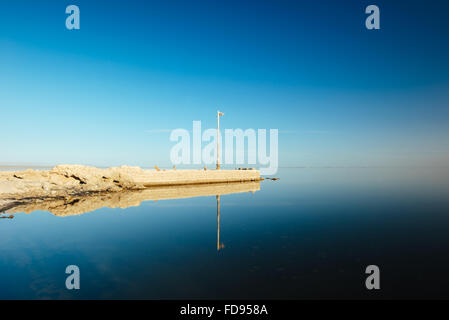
7 181 260 217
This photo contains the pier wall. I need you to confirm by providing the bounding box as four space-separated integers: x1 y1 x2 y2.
134 169 260 186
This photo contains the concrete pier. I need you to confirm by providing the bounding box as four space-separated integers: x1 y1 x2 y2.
0 165 261 213
135 169 260 186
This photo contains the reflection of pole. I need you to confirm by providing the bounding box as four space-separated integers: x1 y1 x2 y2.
217 195 220 251
216 194 225 251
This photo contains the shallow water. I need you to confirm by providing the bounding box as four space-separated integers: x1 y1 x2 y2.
1 168 449 299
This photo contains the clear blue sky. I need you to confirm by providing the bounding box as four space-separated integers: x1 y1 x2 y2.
1 0 448 167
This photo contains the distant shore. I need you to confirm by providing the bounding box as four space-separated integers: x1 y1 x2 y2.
0 165 52 171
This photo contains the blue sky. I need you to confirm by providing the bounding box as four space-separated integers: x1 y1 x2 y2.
1 0 448 167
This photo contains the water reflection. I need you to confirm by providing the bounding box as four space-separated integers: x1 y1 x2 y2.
6 181 260 217
4 181 259 254
3 168 449 299
217 195 224 251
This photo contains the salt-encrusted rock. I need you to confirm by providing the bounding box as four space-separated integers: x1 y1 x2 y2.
0 165 146 203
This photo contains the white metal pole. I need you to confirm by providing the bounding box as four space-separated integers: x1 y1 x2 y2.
217 111 220 170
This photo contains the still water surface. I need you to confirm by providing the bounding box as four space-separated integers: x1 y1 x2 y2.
1 168 449 299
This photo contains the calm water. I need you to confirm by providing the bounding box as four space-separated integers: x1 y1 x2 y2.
1 168 449 299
